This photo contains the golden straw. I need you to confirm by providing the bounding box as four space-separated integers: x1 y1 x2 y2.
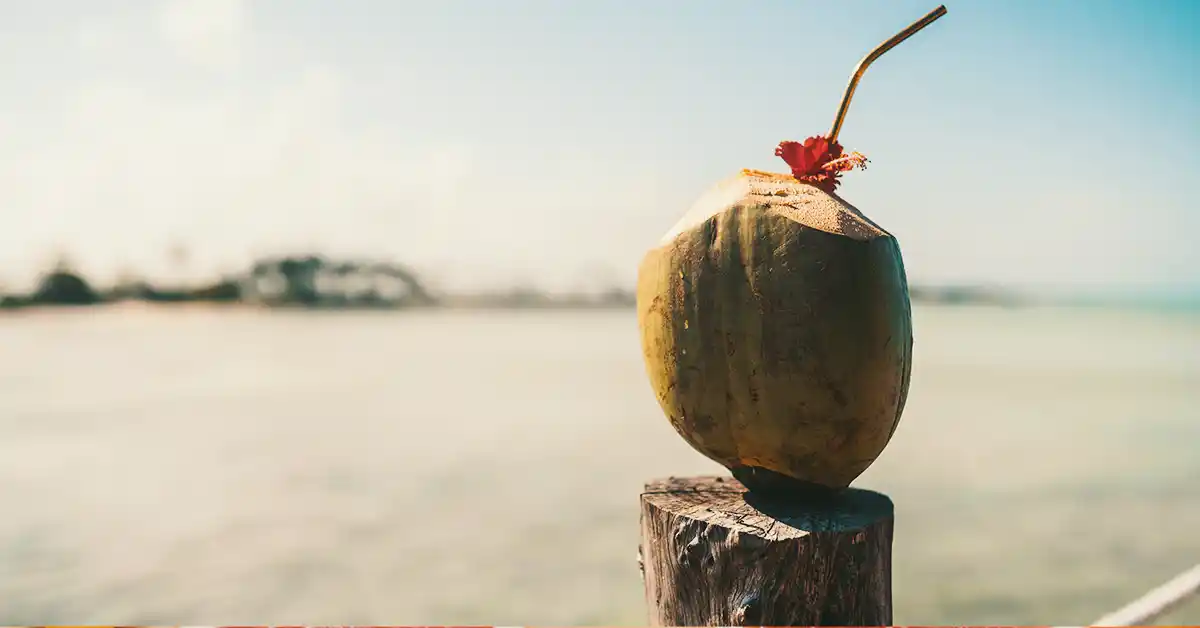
827 5 948 144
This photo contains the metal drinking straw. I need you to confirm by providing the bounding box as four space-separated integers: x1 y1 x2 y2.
827 5 948 144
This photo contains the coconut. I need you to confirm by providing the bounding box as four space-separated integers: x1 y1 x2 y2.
636 168 912 493
635 4 946 494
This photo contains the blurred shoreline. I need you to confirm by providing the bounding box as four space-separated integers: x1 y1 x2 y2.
1 252 1192 313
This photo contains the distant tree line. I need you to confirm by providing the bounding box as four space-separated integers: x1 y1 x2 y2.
0 254 436 310
0 253 639 311
0 254 1025 312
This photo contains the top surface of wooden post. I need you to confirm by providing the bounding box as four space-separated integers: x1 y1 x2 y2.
640 476 894 626
643 476 894 540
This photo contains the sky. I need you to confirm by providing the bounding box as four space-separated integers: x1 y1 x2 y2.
0 0 1197 294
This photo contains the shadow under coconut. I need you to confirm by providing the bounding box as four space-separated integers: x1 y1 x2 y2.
734 465 895 533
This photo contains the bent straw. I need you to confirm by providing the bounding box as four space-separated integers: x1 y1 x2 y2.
827 5 948 144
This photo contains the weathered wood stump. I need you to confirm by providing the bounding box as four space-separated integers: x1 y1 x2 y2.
639 476 894 626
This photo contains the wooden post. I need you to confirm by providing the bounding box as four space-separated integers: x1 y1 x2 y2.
639 476 894 626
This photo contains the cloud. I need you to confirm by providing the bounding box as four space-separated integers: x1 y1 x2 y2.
76 18 122 56
421 143 477 214
157 0 249 71
0 0 482 288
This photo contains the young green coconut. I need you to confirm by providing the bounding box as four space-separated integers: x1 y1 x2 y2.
637 6 946 495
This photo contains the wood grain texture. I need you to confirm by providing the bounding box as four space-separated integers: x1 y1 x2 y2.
640 476 893 626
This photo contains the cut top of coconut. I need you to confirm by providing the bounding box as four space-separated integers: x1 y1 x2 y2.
658 169 890 245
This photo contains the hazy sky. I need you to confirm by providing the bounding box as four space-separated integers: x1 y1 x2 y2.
1 0 1197 293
